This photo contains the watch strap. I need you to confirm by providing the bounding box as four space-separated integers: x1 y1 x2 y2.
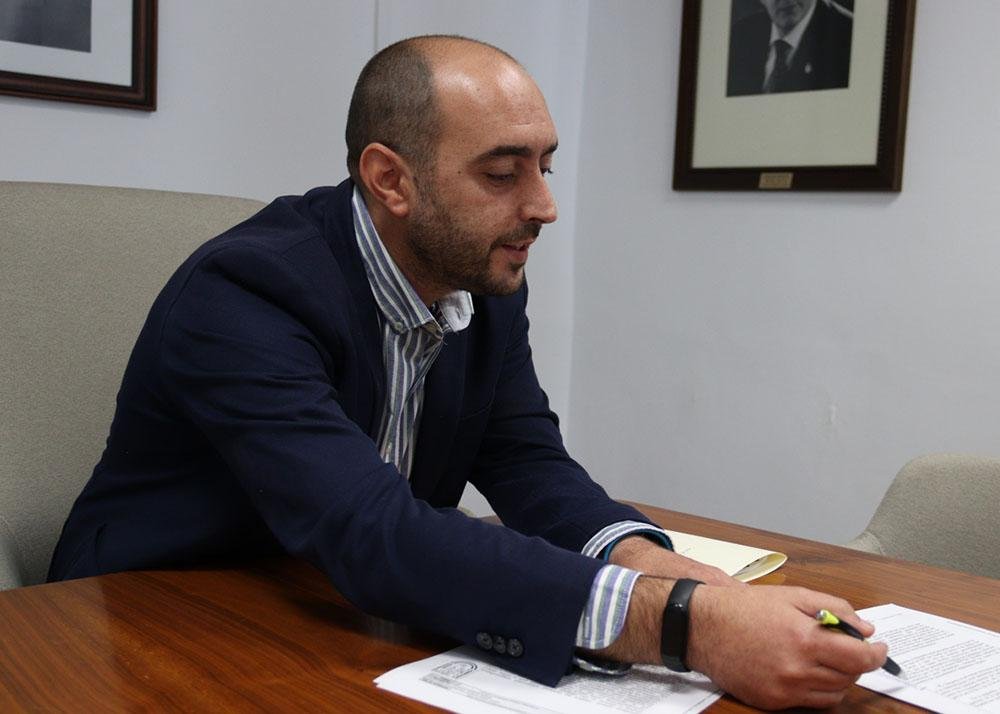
660 578 703 672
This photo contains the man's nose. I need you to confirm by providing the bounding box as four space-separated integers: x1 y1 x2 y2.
520 171 558 225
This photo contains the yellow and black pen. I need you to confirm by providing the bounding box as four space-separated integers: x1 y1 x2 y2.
815 609 903 677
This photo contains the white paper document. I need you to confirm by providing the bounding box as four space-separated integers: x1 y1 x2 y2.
858 603 1000 713
375 646 722 714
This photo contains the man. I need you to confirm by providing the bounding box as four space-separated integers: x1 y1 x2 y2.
49 36 885 709
728 0 853 96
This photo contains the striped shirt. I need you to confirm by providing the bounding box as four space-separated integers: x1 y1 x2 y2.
351 188 472 475
350 187 672 670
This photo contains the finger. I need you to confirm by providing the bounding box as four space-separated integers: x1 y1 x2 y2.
867 640 890 669
801 664 861 692
814 631 887 675
829 605 877 638
790 590 878 638
835 603 875 637
839 612 876 638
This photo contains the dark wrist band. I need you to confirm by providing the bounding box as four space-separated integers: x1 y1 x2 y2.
660 578 703 672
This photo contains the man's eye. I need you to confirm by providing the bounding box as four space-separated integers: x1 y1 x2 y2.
486 173 515 183
541 167 554 177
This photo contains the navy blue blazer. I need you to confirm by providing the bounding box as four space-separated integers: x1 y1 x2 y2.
48 179 652 684
727 0 853 96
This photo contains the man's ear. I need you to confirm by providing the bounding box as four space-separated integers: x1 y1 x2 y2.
357 143 416 218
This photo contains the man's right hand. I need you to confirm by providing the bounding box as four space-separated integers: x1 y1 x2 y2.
686 584 888 710
582 578 888 710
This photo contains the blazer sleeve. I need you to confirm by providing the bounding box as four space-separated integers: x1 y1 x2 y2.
469 286 655 550
155 244 603 685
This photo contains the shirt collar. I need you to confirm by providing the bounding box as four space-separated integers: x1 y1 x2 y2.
769 0 818 52
351 186 473 335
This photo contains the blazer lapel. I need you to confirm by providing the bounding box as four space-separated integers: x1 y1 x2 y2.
321 181 385 436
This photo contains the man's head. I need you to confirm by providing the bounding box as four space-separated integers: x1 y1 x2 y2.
758 0 816 34
345 36 558 304
345 39 441 184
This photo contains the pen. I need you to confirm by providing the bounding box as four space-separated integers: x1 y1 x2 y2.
815 609 903 677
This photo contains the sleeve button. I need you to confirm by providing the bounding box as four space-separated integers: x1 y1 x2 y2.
476 632 493 650
493 636 506 654
508 638 523 658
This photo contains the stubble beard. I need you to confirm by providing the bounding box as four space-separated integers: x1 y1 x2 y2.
407 190 540 297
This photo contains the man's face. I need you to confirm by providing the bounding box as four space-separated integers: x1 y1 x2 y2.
404 58 558 298
406 176 544 298
759 0 816 34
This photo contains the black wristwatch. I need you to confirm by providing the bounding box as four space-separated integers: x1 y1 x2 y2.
660 578 703 672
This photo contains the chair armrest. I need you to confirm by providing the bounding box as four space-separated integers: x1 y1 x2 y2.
843 530 885 556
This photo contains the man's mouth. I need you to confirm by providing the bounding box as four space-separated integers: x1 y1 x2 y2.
494 223 541 261
499 238 535 255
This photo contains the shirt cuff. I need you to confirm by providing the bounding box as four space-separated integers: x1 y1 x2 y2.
580 520 674 561
574 563 640 649
571 521 675 675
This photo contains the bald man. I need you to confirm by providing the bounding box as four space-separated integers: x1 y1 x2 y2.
50 36 885 709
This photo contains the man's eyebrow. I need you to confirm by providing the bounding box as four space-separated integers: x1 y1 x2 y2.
476 142 559 161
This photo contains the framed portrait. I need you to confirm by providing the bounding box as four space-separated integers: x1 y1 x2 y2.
673 0 915 191
0 0 156 111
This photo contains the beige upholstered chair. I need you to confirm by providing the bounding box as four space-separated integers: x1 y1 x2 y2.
845 454 1000 579
1 182 265 589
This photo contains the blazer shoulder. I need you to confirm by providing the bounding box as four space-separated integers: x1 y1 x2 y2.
168 181 358 292
205 185 344 257
812 0 854 39
149 182 363 344
826 0 854 24
730 9 773 53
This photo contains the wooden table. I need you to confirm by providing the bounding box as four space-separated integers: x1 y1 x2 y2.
2 504 998 712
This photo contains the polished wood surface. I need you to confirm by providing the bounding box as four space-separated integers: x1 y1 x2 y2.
1 505 997 712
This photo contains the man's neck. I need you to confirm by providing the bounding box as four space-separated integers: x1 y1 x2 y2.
362 194 447 307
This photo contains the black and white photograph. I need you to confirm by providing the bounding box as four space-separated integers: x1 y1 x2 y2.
674 0 914 190
0 0 155 110
0 0 93 53
727 0 854 97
